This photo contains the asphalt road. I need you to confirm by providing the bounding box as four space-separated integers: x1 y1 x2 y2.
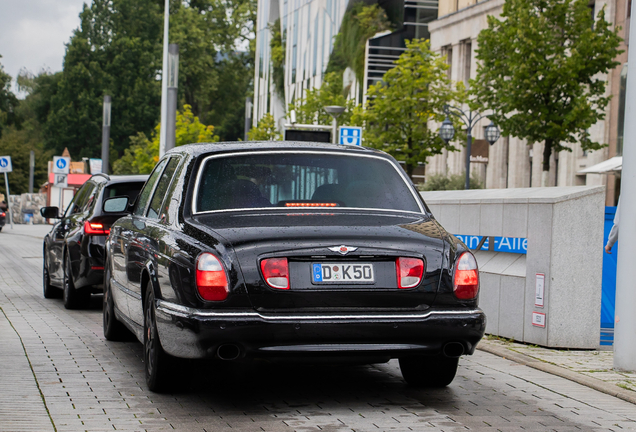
2 225 636 431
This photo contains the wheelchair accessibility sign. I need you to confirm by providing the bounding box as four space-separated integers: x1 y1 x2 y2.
339 126 362 146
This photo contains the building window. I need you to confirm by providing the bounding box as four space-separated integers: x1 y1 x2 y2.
442 45 453 80
462 39 472 87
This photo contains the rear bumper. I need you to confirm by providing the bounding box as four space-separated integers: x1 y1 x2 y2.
154 301 486 360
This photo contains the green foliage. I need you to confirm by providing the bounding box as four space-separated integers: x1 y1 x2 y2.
419 172 483 191
356 39 465 177
113 105 218 174
247 113 281 141
45 0 163 160
289 72 358 126
269 19 286 101
0 127 51 196
0 56 20 138
471 0 623 175
327 3 392 86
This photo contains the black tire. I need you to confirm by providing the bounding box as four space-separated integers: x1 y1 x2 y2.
103 260 129 341
144 284 172 392
63 255 90 309
399 355 459 388
42 253 59 299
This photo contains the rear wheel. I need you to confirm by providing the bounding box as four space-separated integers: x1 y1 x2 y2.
42 254 59 299
399 355 459 388
103 260 129 340
63 256 90 309
144 285 172 392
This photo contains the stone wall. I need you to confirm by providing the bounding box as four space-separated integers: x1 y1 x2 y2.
7 194 48 224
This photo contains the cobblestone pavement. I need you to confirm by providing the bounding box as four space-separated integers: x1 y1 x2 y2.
2 226 636 431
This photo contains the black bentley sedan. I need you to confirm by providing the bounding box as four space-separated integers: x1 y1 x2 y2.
41 174 148 308
103 142 485 391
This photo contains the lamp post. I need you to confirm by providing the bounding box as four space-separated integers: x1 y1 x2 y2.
438 105 500 190
165 44 179 153
101 95 111 174
324 105 346 144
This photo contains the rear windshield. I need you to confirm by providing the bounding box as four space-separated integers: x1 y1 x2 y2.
195 152 421 213
103 182 146 204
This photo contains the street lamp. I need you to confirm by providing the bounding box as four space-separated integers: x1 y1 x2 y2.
165 44 179 152
324 105 345 144
438 105 500 190
101 95 111 174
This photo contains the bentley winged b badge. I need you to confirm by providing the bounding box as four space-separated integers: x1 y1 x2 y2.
328 245 358 255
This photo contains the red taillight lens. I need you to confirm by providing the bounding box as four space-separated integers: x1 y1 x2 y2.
396 257 424 289
260 258 289 289
196 253 229 301
84 221 110 235
0 212 5 217
453 252 479 299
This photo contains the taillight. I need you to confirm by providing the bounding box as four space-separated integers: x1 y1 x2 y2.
396 257 424 289
453 252 479 300
196 253 229 301
260 258 289 289
0 212 5 217
84 221 110 235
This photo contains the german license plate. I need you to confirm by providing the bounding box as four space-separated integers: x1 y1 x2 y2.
312 263 375 284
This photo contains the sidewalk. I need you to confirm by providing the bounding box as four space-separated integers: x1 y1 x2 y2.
0 223 52 240
478 336 636 405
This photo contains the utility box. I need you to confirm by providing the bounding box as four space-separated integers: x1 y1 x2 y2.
421 186 605 349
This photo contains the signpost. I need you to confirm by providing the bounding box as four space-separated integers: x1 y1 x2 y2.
339 126 363 146
0 156 13 229
52 156 70 214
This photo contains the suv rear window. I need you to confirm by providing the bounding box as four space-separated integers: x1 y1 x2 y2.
196 152 421 213
104 182 146 204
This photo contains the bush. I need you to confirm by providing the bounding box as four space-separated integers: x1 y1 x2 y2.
419 172 483 191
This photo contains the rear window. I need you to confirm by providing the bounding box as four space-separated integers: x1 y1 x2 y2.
195 152 421 213
103 182 145 204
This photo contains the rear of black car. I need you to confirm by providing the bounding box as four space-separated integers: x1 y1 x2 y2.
153 147 485 387
0 208 5 231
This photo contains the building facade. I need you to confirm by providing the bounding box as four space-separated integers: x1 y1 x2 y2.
428 0 629 204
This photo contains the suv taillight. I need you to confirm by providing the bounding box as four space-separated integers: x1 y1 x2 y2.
396 257 424 289
84 221 109 235
453 252 479 299
0 212 5 217
260 258 289 289
196 253 229 301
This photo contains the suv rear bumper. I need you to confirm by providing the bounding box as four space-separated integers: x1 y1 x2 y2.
154 300 486 360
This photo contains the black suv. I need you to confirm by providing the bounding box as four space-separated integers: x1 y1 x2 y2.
41 174 148 308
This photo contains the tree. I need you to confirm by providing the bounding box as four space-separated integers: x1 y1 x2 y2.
247 113 281 141
0 56 20 138
289 72 357 126
355 39 465 177
471 0 622 186
113 105 218 174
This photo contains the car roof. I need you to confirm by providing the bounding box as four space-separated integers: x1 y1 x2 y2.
164 141 392 159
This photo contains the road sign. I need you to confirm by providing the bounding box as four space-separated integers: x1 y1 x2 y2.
52 156 71 174
0 156 12 173
339 126 362 146
54 174 68 188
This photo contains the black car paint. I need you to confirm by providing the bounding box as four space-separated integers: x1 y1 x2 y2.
106 142 485 362
43 175 148 293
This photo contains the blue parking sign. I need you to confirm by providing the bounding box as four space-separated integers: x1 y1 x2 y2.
339 126 362 146
0 156 12 173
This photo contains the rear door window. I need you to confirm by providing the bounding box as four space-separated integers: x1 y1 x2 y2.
134 159 168 217
147 157 180 220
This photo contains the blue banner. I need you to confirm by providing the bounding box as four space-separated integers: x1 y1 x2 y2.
455 234 528 254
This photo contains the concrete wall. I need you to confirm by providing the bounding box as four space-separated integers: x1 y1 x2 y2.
421 186 605 348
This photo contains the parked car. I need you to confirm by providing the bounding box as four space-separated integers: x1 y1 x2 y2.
103 142 486 392
0 207 5 232
41 174 149 308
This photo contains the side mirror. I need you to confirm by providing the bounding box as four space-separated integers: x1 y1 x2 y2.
40 206 60 219
103 196 130 213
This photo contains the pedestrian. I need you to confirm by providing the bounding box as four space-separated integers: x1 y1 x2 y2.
605 197 620 254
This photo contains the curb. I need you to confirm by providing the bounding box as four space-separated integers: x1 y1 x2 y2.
477 341 636 405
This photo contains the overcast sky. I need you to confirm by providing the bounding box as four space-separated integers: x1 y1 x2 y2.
0 0 87 92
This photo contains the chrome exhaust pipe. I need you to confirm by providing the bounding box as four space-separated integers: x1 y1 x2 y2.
443 342 465 358
216 344 241 361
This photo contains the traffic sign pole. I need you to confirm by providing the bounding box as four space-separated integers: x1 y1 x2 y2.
4 172 13 229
